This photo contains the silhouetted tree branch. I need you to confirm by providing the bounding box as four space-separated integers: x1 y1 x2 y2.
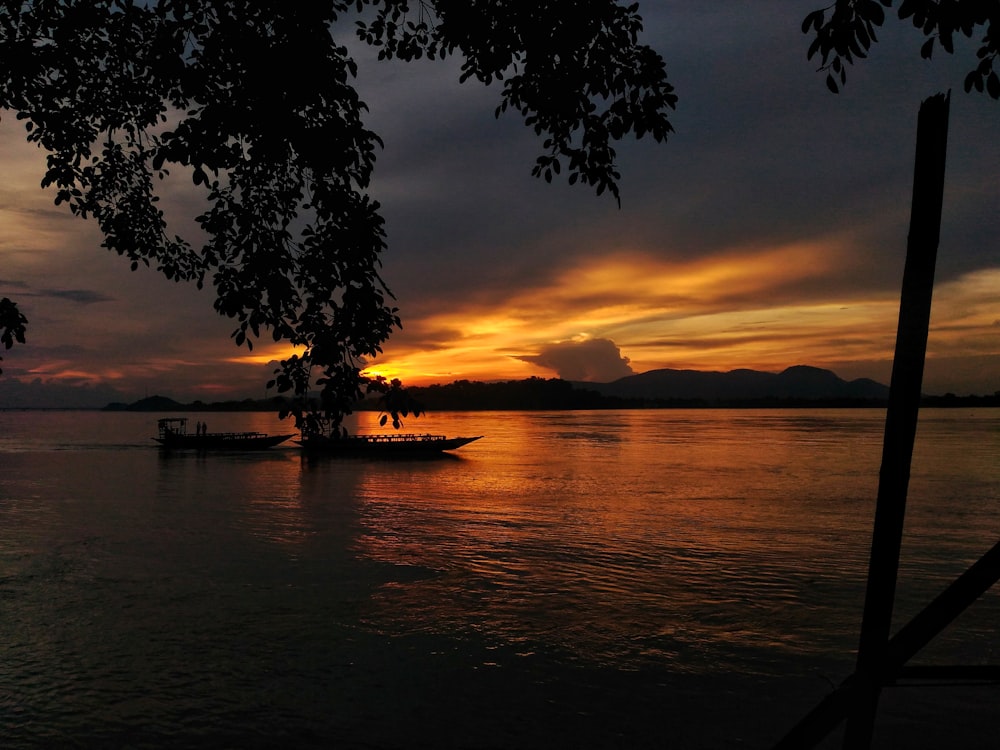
0 0 674 430
803 0 1000 96
357 1 677 202
0 296 27 375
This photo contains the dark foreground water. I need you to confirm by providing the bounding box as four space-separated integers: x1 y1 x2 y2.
1 408 998 748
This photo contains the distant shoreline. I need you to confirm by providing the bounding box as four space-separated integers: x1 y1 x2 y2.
91 393 1000 412
2 376 997 412
3 401 998 413
4 400 999 413
4 366 996 410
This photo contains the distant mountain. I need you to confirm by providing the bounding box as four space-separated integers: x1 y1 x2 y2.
399 377 635 411
103 394 186 411
102 395 294 412
583 365 889 403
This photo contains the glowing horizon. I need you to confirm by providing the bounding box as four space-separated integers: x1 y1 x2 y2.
11 257 998 397
9 257 999 399
361 253 1000 388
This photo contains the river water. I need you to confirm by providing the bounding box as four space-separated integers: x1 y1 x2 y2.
1 408 998 748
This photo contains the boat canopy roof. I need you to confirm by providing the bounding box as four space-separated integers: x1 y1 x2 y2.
157 417 189 437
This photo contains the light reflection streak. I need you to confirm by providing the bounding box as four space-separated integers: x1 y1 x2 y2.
340 410 906 672
134 409 1000 677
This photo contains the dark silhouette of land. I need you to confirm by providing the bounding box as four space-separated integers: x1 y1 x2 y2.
100 366 999 412
102 395 295 412
588 364 889 401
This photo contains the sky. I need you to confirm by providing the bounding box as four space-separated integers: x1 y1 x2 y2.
1 1 998 407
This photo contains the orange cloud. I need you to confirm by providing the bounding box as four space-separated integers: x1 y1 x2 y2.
362 242 1000 388
222 342 302 366
364 241 901 383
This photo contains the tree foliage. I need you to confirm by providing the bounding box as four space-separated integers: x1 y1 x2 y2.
803 0 1000 96
0 0 674 430
0 296 27 375
358 1 677 198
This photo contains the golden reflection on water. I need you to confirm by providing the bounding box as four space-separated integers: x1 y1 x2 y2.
150 409 999 673
239 452 314 547
154 447 329 548
333 409 999 672
332 412 875 669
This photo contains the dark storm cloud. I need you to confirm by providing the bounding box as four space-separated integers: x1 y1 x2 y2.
0 279 114 305
361 1 999 307
39 288 115 304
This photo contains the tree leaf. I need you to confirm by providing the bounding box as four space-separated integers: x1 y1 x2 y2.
988 71 1000 99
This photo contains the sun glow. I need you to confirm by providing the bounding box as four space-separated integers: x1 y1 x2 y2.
357 243 1000 389
222 343 303 366
360 366 407 383
365 242 902 383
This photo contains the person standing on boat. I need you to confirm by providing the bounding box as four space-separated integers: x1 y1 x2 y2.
196 420 202 436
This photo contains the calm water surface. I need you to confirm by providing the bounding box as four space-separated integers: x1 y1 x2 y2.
1 408 998 748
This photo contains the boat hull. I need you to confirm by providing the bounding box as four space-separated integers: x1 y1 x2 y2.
154 433 294 451
297 434 482 455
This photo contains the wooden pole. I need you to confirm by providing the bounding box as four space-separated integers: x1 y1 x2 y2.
842 91 950 748
772 534 1000 749
885 536 1000 672
769 96 1000 748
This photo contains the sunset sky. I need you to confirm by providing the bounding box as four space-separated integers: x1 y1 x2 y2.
1 2 998 407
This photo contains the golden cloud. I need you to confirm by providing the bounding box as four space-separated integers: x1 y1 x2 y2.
363 241 913 383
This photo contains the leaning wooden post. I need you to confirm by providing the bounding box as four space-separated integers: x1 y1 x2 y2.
843 91 950 749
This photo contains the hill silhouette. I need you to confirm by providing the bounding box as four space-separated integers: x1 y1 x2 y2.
397 366 891 410
586 365 890 403
102 395 294 412
103 395 185 411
